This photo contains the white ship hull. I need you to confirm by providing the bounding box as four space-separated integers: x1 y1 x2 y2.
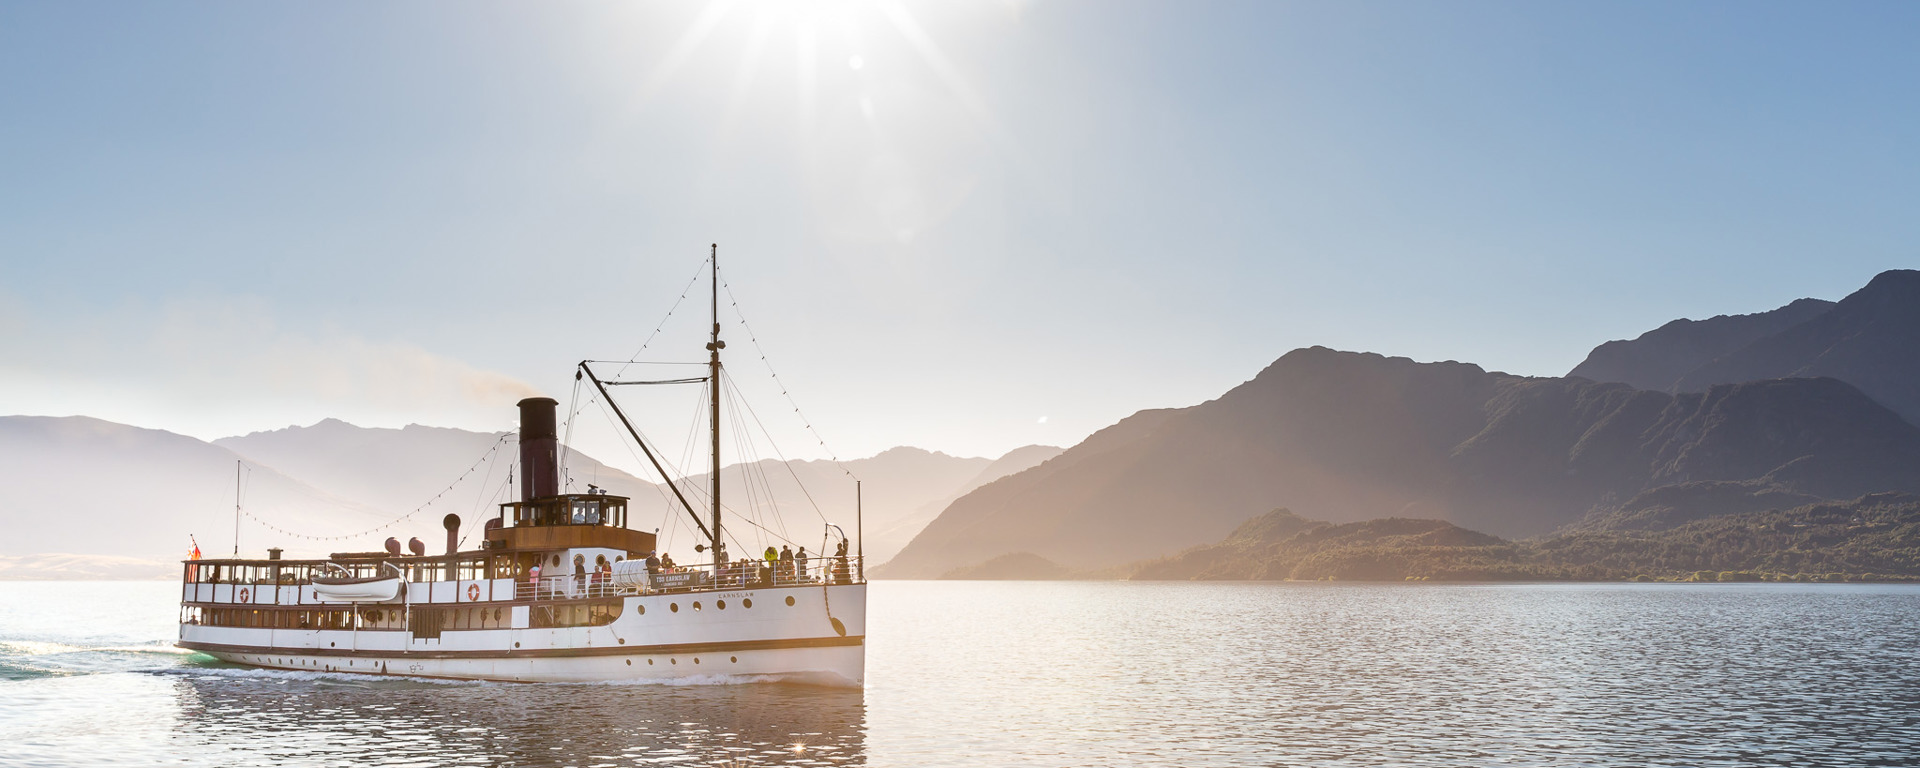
194 641 864 685
179 582 866 686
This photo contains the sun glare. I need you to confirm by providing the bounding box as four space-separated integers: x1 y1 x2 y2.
612 0 1019 256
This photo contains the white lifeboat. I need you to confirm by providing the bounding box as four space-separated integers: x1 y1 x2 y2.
312 563 405 603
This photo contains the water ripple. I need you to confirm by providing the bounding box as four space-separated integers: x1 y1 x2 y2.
2 581 1918 766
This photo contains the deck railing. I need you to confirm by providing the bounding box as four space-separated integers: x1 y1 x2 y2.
515 557 868 600
182 556 867 606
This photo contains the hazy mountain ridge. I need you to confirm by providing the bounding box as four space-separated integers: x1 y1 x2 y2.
216 419 664 551
884 347 1920 579
1 414 1042 573
868 444 1064 568
1674 270 1920 424
652 445 1054 564
0 553 177 581
1570 298 1836 391
0 416 398 561
1570 269 1920 425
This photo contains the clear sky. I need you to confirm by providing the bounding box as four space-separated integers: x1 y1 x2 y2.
2 1 1916 471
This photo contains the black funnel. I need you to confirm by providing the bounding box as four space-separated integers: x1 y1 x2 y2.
518 397 559 502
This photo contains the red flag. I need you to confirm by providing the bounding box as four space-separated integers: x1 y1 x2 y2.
187 535 202 582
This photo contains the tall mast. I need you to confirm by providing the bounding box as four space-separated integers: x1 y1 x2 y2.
706 244 724 560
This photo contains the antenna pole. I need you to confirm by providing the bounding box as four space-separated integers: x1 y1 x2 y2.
856 480 863 581
232 460 241 557
707 244 724 561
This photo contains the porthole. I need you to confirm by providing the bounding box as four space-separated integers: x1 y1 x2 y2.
730 656 737 663
637 604 646 615
785 596 796 606
330 642 336 648
716 600 727 610
625 659 631 666
742 598 752 608
514 642 521 648
648 659 655 665
693 657 700 664
618 638 626 644
671 658 678 665
692 601 702 611
670 603 679 613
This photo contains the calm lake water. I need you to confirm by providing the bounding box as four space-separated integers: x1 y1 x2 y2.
1 580 1917 767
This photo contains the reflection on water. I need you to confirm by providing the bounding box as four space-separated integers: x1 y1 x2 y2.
3 581 1920 766
867 582 1920 767
164 671 866 766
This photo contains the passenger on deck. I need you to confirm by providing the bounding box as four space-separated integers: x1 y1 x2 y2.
529 563 542 599
645 550 661 575
574 554 587 596
796 547 810 582
779 545 794 583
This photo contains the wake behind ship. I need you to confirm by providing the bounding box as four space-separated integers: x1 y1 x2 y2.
176 248 867 684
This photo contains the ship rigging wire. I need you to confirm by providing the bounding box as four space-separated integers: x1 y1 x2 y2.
723 370 832 526
720 269 861 483
615 253 712 379
234 431 515 544
548 255 852 559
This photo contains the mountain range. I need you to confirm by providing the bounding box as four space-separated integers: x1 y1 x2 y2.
0 414 1055 578
1571 269 1920 424
882 269 1920 579
12 268 1916 582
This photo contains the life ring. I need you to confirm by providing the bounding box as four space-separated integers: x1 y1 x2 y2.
238 587 250 603
467 583 481 601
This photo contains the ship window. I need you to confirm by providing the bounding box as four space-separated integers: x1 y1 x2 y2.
786 596 796 606
742 598 752 609
670 603 679 613
692 601 702 611
528 599 622 628
716 600 726 610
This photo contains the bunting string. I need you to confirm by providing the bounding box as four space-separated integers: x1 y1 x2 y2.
719 268 861 483
238 432 516 543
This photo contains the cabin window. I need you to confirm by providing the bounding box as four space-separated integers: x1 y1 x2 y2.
528 599 622 628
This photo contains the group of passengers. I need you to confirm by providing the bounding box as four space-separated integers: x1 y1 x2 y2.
573 554 620 597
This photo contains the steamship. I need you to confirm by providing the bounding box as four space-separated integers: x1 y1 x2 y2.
175 249 867 685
